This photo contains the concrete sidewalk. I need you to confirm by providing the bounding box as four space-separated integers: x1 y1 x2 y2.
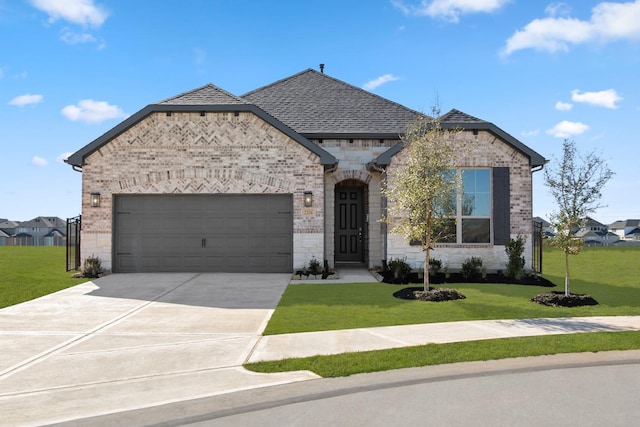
248 316 640 362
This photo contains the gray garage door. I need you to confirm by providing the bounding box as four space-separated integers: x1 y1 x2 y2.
113 194 293 273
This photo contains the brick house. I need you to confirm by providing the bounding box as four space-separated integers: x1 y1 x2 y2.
65 69 546 273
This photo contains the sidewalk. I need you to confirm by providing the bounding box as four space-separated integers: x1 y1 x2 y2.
250 269 640 362
248 316 640 362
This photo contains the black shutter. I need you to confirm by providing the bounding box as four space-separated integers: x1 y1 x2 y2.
493 167 510 245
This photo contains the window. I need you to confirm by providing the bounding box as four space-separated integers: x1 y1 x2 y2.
409 168 498 246
440 168 491 244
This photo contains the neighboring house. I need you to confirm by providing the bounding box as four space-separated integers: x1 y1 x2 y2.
573 216 619 247
532 216 554 237
65 68 546 273
609 219 640 241
0 217 66 246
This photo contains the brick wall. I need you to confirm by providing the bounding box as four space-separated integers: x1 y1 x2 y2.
386 130 535 271
81 111 324 271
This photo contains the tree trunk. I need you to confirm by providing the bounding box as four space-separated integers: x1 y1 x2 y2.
564 251 571 296
424 246 430 292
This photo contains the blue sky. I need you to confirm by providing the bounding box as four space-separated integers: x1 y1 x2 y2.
1 0 639 224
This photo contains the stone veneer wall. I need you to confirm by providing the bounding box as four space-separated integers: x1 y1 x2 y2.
312 139 398 269
80 111 324 271
386 130 535 271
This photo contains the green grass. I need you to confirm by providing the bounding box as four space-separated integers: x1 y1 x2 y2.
263 247 640 335
0 247 88 308
247 331 640 377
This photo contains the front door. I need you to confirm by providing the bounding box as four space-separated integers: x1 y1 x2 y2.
335 187 364 263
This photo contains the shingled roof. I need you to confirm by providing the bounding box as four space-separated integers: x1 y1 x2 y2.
242 69 421 137
158 83 248 106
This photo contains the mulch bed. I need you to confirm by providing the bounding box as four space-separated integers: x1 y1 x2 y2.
393 287 467 302
530 291 599 307
382 272 556 287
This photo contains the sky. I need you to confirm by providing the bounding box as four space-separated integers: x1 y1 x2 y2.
1 0 639 224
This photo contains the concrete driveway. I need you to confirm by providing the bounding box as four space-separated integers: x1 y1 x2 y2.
0 273 318 427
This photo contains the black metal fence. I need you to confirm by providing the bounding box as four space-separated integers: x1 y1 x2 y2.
532 220 543 274
66 216 81 271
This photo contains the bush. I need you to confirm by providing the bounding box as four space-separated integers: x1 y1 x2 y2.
83 255 102 278
387 257 412 279
308 257 322 274
461 257 483 281
505 235 526 279
429 258 443 276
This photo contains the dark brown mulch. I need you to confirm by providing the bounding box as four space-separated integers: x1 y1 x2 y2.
382 272 556 287
531 291 599 307
393 287 467 302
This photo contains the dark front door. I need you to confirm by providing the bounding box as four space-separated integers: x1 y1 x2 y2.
335 187 364 263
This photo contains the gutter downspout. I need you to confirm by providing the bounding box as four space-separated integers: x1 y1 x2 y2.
72 165 83 173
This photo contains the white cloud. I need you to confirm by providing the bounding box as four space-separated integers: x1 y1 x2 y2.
555 101 573 111
571 89 622 109
57 152 72 163
363 74 401 90
545 2 571 17
61 99 127 123
502 0 640 56
392 0 511 22
30 0 109 27
546 120 589 138
9 94 43 107
60 28 96 44
521 129 540 137
31 156 48 167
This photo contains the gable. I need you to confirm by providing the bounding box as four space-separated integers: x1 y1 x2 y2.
66 103 336 168
373 109 546 168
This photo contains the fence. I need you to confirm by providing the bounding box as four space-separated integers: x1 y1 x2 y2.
66 216 81 271
532 220 543 274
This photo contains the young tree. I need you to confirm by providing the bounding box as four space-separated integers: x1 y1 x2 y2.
382 109 470 291
544 139 614 296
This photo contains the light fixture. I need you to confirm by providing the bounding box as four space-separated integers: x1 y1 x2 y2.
303 191 313 207
90 192 101 208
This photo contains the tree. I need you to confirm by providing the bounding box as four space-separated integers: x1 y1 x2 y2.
382 109 470 291
544 139 614 296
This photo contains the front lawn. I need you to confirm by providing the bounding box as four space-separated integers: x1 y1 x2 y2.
264 247 640 335
0 247 88 308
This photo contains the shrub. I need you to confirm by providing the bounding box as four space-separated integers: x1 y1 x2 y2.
387 257 412 279
83 255 102 278
308 257 322 274
461 257 483 281
505 235 526 279
429 258 443 276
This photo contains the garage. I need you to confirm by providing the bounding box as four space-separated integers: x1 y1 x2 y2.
113 194 293 273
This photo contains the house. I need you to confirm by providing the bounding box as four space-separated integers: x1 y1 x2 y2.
573 217 619 247
609 219 640 241
65 68 546 273
0 217 66 246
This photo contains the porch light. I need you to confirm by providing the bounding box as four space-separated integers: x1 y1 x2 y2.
304 191 313 207
90 192 101 208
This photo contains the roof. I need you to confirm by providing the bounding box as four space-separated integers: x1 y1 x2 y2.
66 69 546 169
19 217 66 228
609 219 640 229
372 109 547 168
158 83 248 105
242 69 422 137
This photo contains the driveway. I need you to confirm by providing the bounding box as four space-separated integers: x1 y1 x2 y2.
0 273 318 427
